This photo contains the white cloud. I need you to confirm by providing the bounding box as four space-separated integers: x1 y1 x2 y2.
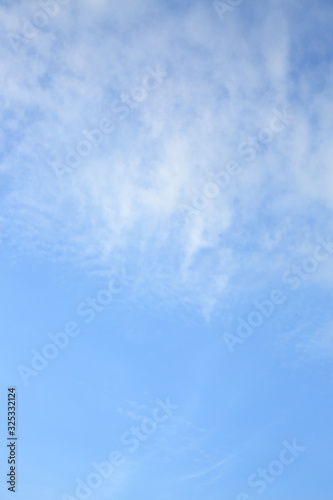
297 323 333 360
181 453 237 481
1 0 333 315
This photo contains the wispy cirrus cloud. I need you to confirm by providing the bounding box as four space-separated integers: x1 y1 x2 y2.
296 323 333 360
1 0 333 317
181 453 238 481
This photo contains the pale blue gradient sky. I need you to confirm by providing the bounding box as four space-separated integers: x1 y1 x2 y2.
0 0 333 499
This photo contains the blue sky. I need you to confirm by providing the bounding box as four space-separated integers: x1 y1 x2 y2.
0 0 333 499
